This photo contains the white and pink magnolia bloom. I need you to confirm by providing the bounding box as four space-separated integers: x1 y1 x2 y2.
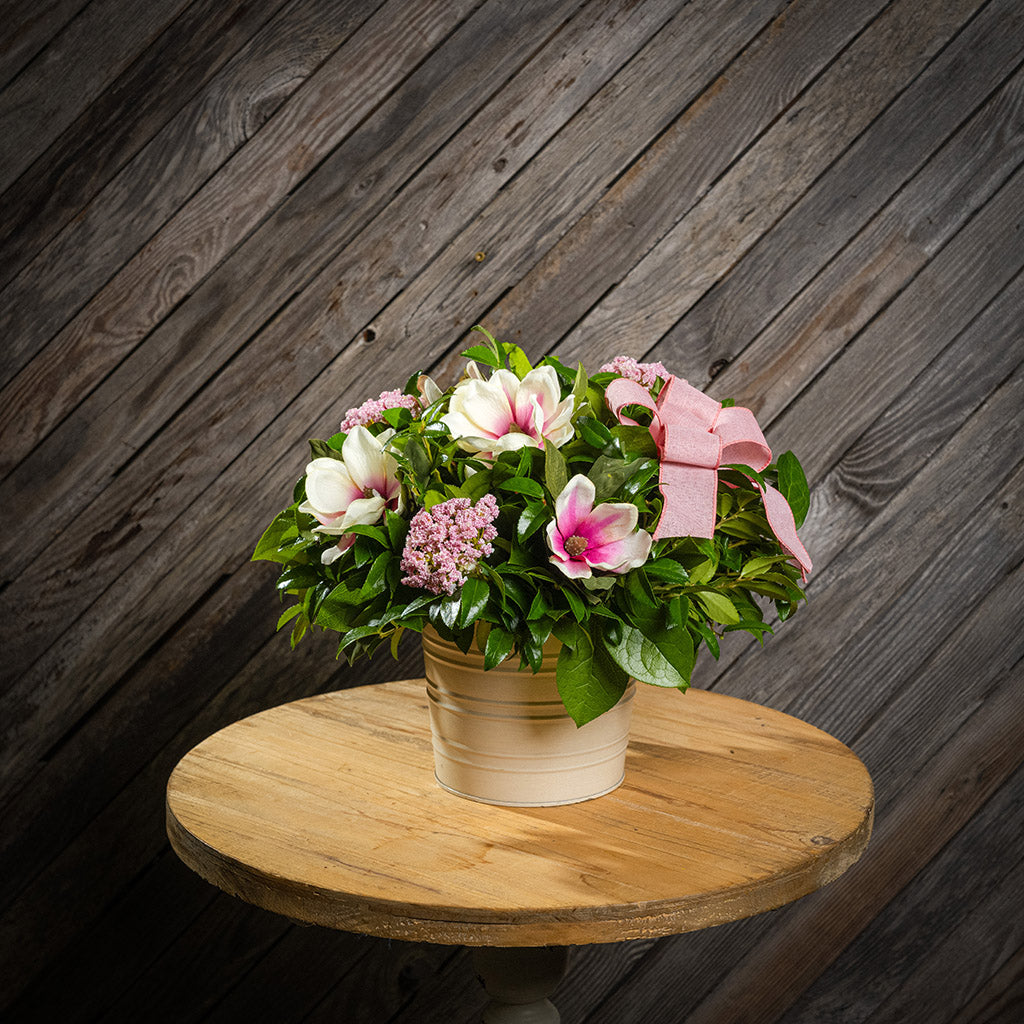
546 475 652 579
299 426 403 564
442 365 574 457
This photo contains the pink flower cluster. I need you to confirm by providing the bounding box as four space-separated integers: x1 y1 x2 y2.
600 355 670 390
400 494 499 595
339 389 420 431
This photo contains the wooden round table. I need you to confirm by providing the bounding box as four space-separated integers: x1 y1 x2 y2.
167 679 873 1021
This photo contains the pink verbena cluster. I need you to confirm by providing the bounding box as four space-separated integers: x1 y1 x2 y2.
400 495 499 595
339 389 420 431
600 355 670 390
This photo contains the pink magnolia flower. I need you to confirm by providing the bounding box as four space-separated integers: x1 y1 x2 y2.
546 475 652 579
441 365 574 457
400 495 499 595
299 426 403 564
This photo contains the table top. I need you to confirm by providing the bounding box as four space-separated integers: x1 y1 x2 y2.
166 679 873 947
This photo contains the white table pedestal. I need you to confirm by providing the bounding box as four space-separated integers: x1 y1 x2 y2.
473 946 570 1023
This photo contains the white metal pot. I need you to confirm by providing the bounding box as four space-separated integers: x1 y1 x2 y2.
422 626 635 806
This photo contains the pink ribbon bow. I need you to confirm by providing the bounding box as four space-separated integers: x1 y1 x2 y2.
605 375 811 578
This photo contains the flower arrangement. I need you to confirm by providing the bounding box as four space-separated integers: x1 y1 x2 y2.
254 328 812 726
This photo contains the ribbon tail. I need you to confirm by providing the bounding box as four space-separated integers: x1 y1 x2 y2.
757 482 812 581
656 464 717 540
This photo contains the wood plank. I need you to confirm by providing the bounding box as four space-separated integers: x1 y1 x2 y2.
657 666 1024 1024
718 378 1024 725
2 849 220 1021
695 267 1024 692
0 0 192 192
0 0 369 365
0 0 758 779
0 0 86 91
705 52 1024 428
665 0 1024 391
199 926 401 1024
793 268 1024 576
94 891 293 1024
0 0 484 476
948 945 1024 1024
0 626 360 1008
549 0 988 371
480 0 894 357
799 796 1024 1024
0 0 661 574
347 0 786 370
765 164 1024 483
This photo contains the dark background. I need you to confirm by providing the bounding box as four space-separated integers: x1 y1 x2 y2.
1 0 1021 1020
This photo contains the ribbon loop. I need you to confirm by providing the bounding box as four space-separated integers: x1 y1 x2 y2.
604 375 811 578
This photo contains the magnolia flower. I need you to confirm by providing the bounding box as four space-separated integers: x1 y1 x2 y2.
546 475 652 579
300 426 403 564
442 364 574 457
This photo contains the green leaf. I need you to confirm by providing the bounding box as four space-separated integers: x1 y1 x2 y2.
253 509 302 562
361 550 390 596
458 576 490 629
520 627 545 672
345 523 388 546
275 565 321 592
612 425 657 457
601 622 690 689
588 455 645 502
276 604 302 630
555 623 629 726
738 554 791 578
484 625 517 669
544 438 568 498
404 436 433 487
461 343 501 368
527 589 549 621
776 450 810 528
694 590 740 625
308 437 339 460
517 503 548 542
723 463 767 488
572 362 588 413
290 615 309 648
457 470 494 501
644 558 690 586
563 585 586 622
688 559 716 585
576 417 613 450
438 593 461 630
506 344 533 377
499 475 545 498
466 325 503 366
385 509 407 548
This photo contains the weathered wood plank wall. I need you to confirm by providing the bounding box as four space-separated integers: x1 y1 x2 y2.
1 0 1021 1020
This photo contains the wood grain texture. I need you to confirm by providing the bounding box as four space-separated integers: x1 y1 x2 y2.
0 0 192 192
0 0 374 379
167 681 873 945
0 0 1020 1018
